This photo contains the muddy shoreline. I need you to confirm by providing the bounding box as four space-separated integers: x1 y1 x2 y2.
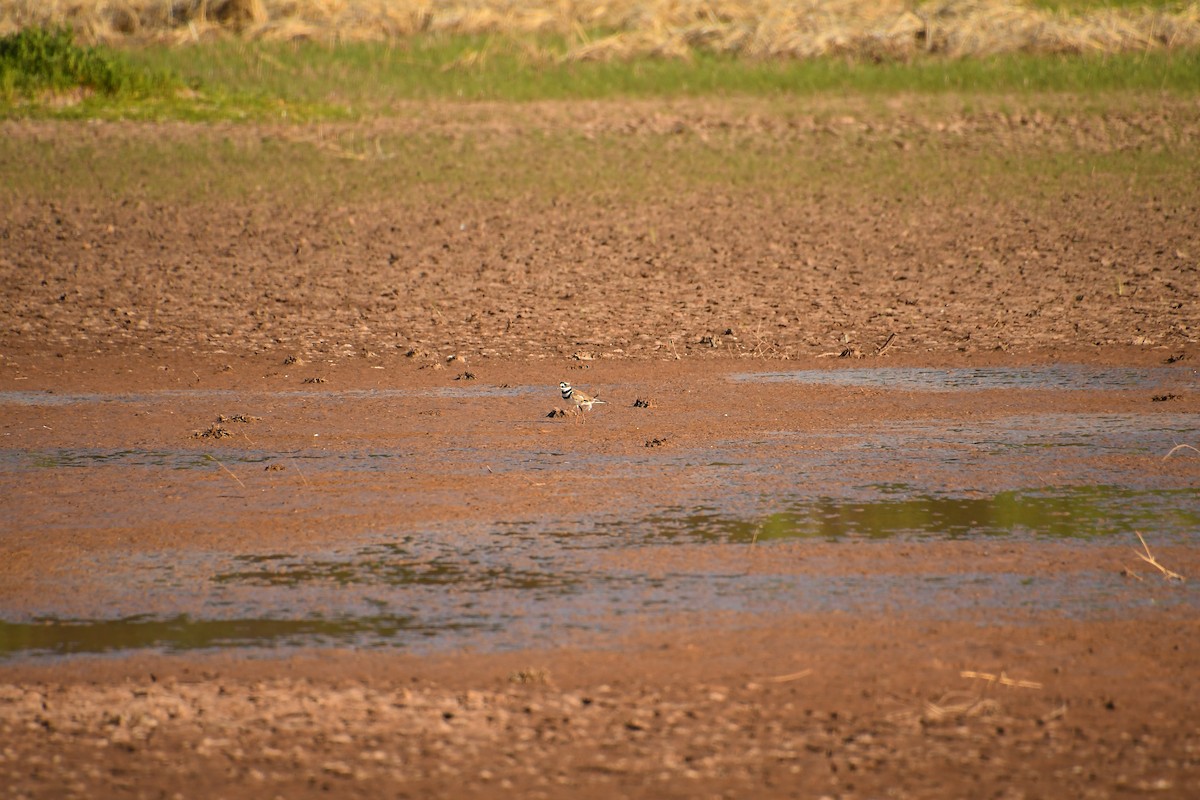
3 351 1198 797
2 97 1199 795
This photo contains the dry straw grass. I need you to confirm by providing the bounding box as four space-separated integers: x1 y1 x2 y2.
889 669 1044 725
1129 530 1185 581
0 1 1197 58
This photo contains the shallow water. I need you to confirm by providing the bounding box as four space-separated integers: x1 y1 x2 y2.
632 486 1200 543
2 475 1197 659
0 384 540 408
2 366 1198 659
8 410 1197 479
0 558 1183 659
732 364 1199 392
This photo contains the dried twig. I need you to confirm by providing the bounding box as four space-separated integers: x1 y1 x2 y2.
922 692 1001 720
1041 704 1068 723
1132 531 1184 581
1120 567 1146 583
206 454 246 489
289 457 310 488
1163 443 1199 461
763 669 812 683
960 670 1043 690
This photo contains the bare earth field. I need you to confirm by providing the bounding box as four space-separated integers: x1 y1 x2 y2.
1 96 1199 798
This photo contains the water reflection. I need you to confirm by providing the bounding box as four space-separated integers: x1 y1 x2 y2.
638 486 1200 542
733 365 1197 391
0 615 484 658
213 546 579 592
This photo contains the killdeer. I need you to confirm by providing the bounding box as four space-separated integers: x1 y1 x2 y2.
559 381 606 412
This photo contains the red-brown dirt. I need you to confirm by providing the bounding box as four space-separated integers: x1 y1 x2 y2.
1 100 1198 798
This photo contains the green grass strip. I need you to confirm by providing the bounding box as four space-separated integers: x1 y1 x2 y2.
4 30 1199 121
127 38 1200 113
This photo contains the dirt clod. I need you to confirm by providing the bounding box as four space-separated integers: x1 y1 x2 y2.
192 424 231 439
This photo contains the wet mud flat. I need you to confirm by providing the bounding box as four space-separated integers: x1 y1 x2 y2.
1 353 1198 798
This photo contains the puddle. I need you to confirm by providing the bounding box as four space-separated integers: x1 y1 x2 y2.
1 559 1188 659
17 449 226 471
640 413 1200 499
634 486 1200 543
0 385 540 408
855 413 1199 455
4 366 1191 408
6 448 414 472
732 365 1198 391
3 478 1197 659
2 370 1197 661
212 544 580 592
17 409 1189 478
0 615 480 658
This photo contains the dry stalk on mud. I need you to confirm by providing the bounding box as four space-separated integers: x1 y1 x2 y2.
1163 443 1200 461
2 0 1199 59
890 669 1041 724
763 668 813 683
922 691 1001 721
1130 531 1185 582
289 456 311 487
204 453 246 489
887 689 999 725
960 670 1043 690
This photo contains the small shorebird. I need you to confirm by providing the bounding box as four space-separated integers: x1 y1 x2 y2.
559 381 606 411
